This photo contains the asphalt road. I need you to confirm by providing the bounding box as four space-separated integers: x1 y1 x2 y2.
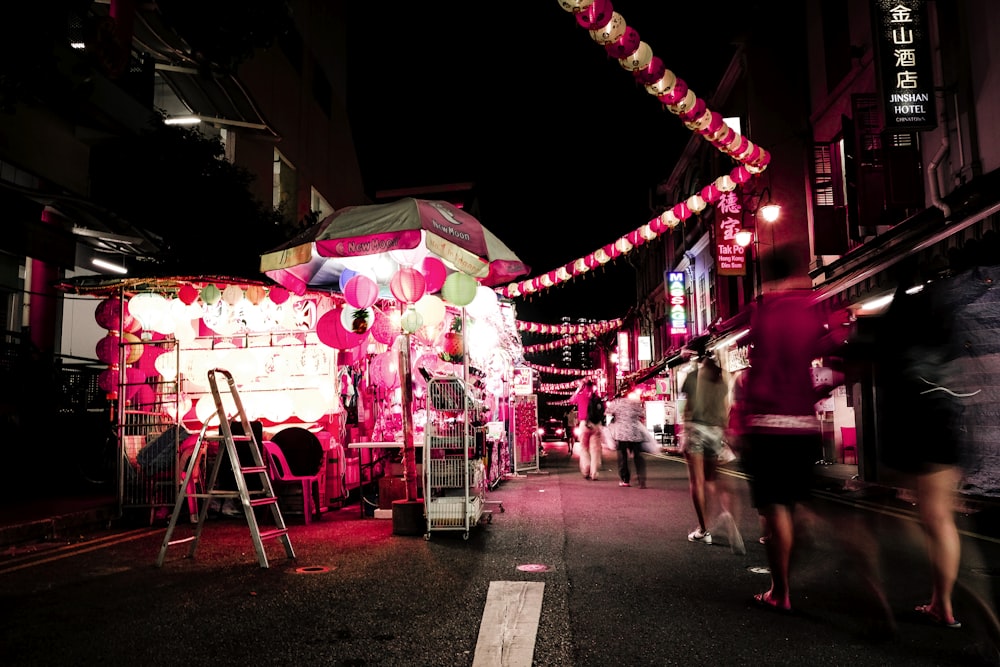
2 442 999 666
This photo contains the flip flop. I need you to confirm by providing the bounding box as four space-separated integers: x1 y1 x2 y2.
915 604 962 629
753 591 792 614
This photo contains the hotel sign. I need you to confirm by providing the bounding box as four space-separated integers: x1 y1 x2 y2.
873 0 936 131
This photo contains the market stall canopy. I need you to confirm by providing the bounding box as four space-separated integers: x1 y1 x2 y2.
260 198 530 295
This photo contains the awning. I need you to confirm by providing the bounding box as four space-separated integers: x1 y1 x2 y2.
155 65 276 134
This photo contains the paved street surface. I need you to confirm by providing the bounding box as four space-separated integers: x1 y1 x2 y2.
2 442 999 666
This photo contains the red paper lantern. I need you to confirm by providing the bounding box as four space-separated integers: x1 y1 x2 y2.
343 274 379 309
96 334 121 365
576 0 611 29
177 284 199 305
419 256 447 294
633 55 665 85
268 286 290 305
605 26 640 59
95 297 128 330
389 267 426 304
316 308 366 350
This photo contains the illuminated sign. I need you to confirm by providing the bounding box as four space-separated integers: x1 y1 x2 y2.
715 190 747 276
512 367 534 396
873 0 936 131
637 336 652 362
617 331 631 372
666 271 688 335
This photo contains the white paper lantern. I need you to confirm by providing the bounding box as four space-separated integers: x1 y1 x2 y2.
619 41 653 72
589 12 625 45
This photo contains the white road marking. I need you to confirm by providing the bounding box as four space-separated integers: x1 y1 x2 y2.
473 580 544 667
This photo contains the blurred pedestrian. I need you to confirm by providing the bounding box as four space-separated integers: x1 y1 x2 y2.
607 395 647 488
570 379 603 480
738 252 844 611
680 344 744 554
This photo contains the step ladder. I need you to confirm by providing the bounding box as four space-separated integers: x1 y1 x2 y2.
156 368 295 568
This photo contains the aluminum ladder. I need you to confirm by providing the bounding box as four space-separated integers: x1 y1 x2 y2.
156 368 295 568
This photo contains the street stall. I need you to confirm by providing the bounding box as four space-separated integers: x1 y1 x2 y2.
57 200 530 526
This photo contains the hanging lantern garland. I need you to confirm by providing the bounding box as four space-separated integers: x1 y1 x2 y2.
493 2 773 302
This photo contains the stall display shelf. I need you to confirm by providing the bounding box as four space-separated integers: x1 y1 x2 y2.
424 376 486 539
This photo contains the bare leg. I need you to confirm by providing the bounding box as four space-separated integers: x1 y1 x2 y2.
761 503 794 609
685 451 707 531
916 465 962 624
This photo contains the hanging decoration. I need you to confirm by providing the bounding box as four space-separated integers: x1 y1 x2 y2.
389 267 427 304
517 318 622 336
316 307 367 350
340 305 373 335
419 255 448 294
343 273 379 309
439 316 464 364
441 272 478 307
370 307 401 345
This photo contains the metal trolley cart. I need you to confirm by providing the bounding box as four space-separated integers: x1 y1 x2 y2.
423 376 487 539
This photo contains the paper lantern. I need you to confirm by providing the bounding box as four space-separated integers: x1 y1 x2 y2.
370 308 401 345
589 12 625 45
557 0 595 11
177 284 199 305
419 256 447 294
96 334 121 365
389 267 426 304
127 293 168 331
338 268 358 293
245 285 266 305
121 332 143 364
95 297 127 330
413 294 446 328
316 308 366 350
605 26 640 59
400 307 423 334
340 305 373 335
369 351 399 390
200 284 222 305
575 0 611 29
154 352 177 381
343 274 379 309
441 272 478 307
98 368 119 394
466 285 499 319
268 286 290 305
388 236 428 267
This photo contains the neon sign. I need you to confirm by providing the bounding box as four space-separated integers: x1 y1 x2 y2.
666 271 688 335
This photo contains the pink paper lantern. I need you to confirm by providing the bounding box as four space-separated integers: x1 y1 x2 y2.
177 284 199 305
316 308 366 350
369 351 399 390
419 256 447 294
389 267 426 304
343 274 379 309
370 309 400 346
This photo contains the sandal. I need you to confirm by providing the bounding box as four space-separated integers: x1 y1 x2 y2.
915 604 962 629
752 591 792 613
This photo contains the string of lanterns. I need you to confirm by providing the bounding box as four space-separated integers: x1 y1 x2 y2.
516 318 622 336
522 361 593 376
523 331 602 354
492 0 773 302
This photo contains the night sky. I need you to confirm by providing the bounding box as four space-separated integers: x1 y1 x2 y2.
344 2 753 324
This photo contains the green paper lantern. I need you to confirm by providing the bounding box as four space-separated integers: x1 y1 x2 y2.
200 284 222 305
400 307 424 334
441 272 478 307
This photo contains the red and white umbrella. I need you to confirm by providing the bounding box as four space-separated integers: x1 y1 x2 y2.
260 198 530 295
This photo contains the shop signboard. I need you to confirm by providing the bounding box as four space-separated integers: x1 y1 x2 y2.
715 190 747 276
873 0 936 131
666 271 688 335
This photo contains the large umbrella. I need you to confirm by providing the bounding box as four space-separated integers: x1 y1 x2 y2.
259 198 529 295
259 198 530 510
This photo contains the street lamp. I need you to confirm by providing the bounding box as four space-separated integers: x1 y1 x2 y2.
735 187 780 300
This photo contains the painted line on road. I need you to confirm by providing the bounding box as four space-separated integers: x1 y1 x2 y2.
0 528 159 575
473 581 544 667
